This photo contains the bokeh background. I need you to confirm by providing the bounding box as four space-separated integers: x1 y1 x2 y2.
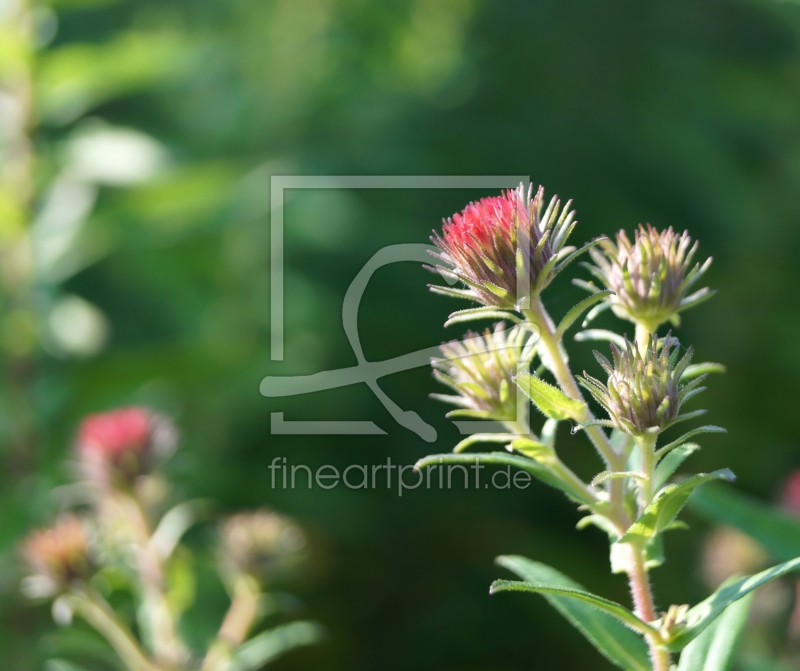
3 0 800 668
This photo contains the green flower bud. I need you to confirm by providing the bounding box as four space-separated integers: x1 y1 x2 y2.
431 323 530 422
584 225 713 331
578 333 703 436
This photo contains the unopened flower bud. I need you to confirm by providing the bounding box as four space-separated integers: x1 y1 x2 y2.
220 509 305 580
77 406 176 488
579 333 702 436
22 515 93 590
429 185 580 309
431 323 529 422
584 225 713 331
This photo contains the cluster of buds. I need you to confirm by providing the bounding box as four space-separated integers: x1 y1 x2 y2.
22 515 93 594
429 184 580 309
584 225 713 331
76 406 176 489
219 508 306 581
430 323 530 422
578 333 702 436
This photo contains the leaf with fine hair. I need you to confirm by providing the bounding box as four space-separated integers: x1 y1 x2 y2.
554 291 614 341
453 433 518 453
444 307 522 328
515 372 585 421
653 443 700 491
617 470 735 549
676 588 752 671
665 556 800 651
495 556 651 671
490 580 655 638
688 483 800 561
655 426 726 459
414 452 597 506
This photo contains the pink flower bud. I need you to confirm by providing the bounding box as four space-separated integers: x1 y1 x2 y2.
77 407 176 487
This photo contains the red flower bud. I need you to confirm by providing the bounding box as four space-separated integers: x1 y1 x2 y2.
77 407 176 487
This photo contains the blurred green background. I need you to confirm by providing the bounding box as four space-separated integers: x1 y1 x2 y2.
3 0 800 668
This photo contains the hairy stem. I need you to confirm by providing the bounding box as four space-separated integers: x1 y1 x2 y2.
523 299 630 531
627 549 670 671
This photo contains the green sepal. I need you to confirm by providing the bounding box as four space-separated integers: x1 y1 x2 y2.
515 372 585 421
664 556 800 651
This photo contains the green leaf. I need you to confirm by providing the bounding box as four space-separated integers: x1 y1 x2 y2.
231 621 323 671
515 372 585 421
414 452 596 506
655 426 726 459
554 291 614 341
453 433 517 453
495 556 651 671
574 329 627 348
665 556 800 651
688 483 800 561
653 443 700 491
510 437 553 460
444 307 521 328
676 588 752 671
490 580 655 637
618 470 735 549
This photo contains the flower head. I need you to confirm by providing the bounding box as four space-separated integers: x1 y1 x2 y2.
578 333 702 436
584 225 713 331
220 508 305 580
22 515 93 590
431 323 530 421
77 406 176 488
429 185 580 308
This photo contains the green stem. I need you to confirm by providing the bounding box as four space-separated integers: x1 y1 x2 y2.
67 589 156 671
636 434 657 508
523 298 630 532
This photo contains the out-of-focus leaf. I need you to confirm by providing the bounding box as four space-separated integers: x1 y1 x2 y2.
688 483 800 561
655 426 726 458
37 32 192 123
665 556 800 651
231 621 323 671
676 588 752 671
515 372 585 420
495 556 650 671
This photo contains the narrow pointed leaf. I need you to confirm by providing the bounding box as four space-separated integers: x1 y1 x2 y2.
655 426 726 459
554 291 614 341
515 372 585 421
574 329 627 348
444 308 522 328
618 470 735 549
681 362 726 381
653 444 700 491
490 580 655 637
414 452 596 506
453 433 517 453
676 588 752 671
231 621 323 671
688 483 800 561
666 556 800 651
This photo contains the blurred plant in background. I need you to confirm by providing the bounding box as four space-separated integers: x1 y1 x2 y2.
20 407 320 671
